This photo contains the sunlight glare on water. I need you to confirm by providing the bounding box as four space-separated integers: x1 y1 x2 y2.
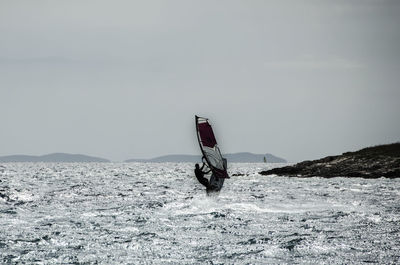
1 163 399 264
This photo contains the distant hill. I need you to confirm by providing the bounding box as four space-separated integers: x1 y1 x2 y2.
0 153 110 163
125 152 286 163
224 152 286 163
126 154 200 163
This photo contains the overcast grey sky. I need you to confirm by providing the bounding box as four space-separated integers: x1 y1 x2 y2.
1 0 399 162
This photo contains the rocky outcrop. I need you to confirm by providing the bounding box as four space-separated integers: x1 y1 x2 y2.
260 143 400 178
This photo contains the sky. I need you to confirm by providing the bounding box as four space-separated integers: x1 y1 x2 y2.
1 0 399 162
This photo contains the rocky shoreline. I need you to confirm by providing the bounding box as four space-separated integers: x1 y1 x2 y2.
260 143 400 178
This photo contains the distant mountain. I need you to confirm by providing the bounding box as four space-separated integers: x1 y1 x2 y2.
223 152 286 163
0 153 110 163
125 152 286 163
126 154 200 163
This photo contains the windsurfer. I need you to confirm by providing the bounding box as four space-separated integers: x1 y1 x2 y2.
194 162 212 189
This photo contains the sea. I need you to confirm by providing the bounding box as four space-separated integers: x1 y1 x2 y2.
1 162 399 264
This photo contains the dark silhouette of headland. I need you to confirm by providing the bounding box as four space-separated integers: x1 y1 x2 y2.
125 152 286 163
0 153 110 163
260 143 400 178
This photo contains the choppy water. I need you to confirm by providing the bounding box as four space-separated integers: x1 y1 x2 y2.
1 163 399 264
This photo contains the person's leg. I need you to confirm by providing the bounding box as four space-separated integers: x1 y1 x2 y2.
208 174 224 192
198 177 210 188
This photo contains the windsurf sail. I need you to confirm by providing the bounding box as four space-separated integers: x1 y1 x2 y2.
195 115 229 178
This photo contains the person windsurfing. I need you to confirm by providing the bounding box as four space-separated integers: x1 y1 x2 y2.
195 116 229 193
194 161 212 190
194 157 225 193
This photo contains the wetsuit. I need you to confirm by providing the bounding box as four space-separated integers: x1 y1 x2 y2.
194 164 211 189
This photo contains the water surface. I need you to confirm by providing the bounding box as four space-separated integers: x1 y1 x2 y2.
1 163 399 264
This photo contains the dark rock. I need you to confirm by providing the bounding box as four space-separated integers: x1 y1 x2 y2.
260 143 400 178
232 173 247 176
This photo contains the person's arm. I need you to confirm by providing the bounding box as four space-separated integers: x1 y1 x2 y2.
202 163 211 174
199 163 210 174
204 169 211 174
